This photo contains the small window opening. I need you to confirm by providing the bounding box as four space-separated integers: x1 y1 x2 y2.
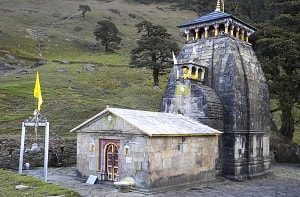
177 143 183 152
191 66 197 79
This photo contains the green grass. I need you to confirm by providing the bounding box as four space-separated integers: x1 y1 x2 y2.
1 0 191 136
0 0 299 143
0 61 166 136
0 23 41 63
0 169 79 197
0 0 196 60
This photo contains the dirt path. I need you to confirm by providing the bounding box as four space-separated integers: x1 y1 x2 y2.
25 163 300 197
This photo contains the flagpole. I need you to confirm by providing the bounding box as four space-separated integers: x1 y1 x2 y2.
172 52 179 80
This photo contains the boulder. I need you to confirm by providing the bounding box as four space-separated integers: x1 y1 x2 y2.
57 67 66 72
84 64 96 72
15 185 29 190
114 177 135 193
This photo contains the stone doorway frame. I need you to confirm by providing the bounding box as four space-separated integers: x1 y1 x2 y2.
99 139 120 181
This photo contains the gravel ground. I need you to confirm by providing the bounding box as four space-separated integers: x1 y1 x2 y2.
25 163 300 197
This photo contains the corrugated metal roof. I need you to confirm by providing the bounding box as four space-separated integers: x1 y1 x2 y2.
71 107 221 136
179 11 231 27
178 11 256 31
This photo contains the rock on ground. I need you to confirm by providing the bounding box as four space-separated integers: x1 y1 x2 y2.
84 64 96 72
15 184 29 190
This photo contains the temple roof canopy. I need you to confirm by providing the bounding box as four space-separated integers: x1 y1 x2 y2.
178 11 256 32
178 11 231 28
178 1 257 43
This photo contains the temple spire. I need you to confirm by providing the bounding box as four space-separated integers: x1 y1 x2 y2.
215 0 221 11
215 0 224 12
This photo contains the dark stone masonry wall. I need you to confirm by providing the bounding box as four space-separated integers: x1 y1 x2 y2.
160 36 272 179
0 137 76 169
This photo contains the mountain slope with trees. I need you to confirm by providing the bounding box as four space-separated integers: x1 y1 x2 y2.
0 0 298 145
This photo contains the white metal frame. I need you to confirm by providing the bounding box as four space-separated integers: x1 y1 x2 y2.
19 113 49 182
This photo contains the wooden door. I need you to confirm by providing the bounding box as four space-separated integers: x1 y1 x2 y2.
105 143 119 181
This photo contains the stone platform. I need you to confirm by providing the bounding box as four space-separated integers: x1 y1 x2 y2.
24 164 300 197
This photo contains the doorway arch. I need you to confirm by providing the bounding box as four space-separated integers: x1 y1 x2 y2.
104 142 119 181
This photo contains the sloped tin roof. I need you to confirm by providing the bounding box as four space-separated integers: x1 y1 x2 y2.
178 11 256 30
179 11 231 27
70 107 221 137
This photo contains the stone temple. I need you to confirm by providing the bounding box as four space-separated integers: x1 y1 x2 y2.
160 0 271 179
71 0 272 191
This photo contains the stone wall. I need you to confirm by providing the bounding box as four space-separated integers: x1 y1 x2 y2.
76 112 221 190
77 132 220 190
148 136 219 188
160 36 271 179
75 114 148 184
0 137 76 170
160 81 224 130
76 132 150 189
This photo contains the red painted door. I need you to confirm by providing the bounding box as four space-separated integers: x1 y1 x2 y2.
105 143 119 181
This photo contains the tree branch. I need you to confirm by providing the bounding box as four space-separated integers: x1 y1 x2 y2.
270 107 281 113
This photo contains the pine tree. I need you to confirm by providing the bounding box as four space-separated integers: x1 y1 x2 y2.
252 0 300 141
131 21 179 86
94 20 121 52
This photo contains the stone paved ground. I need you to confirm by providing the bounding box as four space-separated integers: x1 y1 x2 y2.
25 164 300 197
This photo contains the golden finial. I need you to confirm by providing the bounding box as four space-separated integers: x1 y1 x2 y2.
215 0 221 12
215 0 225 12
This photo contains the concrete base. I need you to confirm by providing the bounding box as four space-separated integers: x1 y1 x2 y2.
223 158 272 181
224 169 273 181
130 178 219 195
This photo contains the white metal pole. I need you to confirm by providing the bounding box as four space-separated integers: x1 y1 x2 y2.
44 122 50 182
19 122 26 174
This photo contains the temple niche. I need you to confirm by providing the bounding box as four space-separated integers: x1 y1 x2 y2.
160 0 271 180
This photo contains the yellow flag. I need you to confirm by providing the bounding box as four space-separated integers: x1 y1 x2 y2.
34 71 43 111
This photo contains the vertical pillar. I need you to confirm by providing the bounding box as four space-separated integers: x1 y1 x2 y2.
188 65 192 78
200 68 205 81
44 122 50 182
241 29 245 41
185 29 190 42
176 66 180 80
19 122 26 174
230 25 234 36
204 26 209 38
225 23 229 34
214 24 219 37
236 27 240 39
195 68 199 80
195 28 199 40
246 32 251 43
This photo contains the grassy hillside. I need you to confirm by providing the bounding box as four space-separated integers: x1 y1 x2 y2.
0 61 168 136
0 0 299 143
0 0 195 136
0 0 195 59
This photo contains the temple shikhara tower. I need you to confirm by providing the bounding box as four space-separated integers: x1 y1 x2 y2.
160 0 271 179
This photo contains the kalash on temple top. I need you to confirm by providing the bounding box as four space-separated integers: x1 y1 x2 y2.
178 0 256 43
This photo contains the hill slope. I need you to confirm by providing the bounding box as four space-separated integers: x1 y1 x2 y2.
0 0 195 60
0 0 195 136
0 0 298 144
